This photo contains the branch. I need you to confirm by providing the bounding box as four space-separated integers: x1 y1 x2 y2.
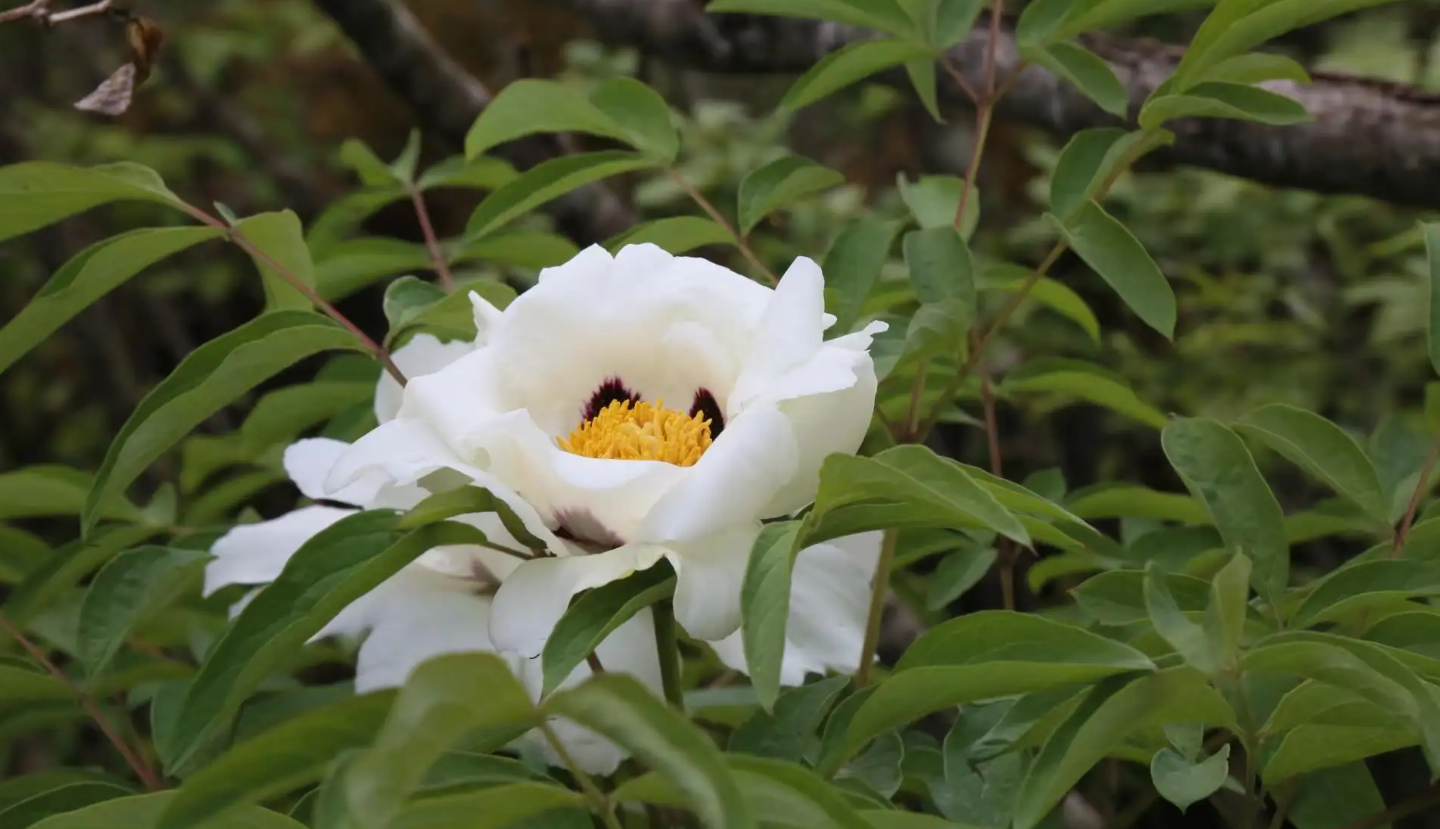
310 0 634 244
548 0 1440 210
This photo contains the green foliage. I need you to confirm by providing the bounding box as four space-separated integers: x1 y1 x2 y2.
2 3 1436 829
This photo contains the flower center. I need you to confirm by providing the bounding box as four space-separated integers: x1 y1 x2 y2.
559 399 713 467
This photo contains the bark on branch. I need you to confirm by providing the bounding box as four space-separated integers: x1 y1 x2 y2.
310 0 632 243
551 0 1440 210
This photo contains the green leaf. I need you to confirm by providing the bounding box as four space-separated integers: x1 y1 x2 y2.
1047 129 1157 222
399 485 548 551
76 545 209 677
1263 724 1416 782
542 564 675 694
1174 0 1397 89
0 774 128 815
313 238 431 302
934 0 988 46
339 139 399 187
165 513 487 773
1065 483 1208 523
454 231 580 270
1140 82 1309 129
824 613 1153 771
415 156 517 192
905 59 943 122
547 674 753 829
706 0 916 36
1144 562 1213 672
382 276 446 336
1053 0 1217 38
237 381 373 454
804 446 1029 549
1162 417 1289 604
1287 763 1389 829
1048 201 1176 338
737 156 845 235
860 812 985 829
233 211 317 312
1203 553 1251 674
1423 222 1440 378
903 298 971 363
1013 669 1229 829
1002 359 1168 428
838 731 905 798
465 78 676 162
0 783 135 829
389 782 585 829
976 265 1100 344
617 755 871 829
83 312 366 536
0 466 140 523
1073 570 1212 625
824 219 902 333
1202 52 1312 86
30 792 304 829
1014 0 1073 44
1236 403 1389 522
779 40 934 112
2 525 160 623
329 654 536 829
0 526 49 584
605 216 733 255
903 227 975 315
1242 635 1440 773
925 548 997 611
0 162 184 243
897 174 978 236
0 665 70 705
1025 42 1128 117
1150 744 1230 813
0 226 222 377
466 151 658 240
740 522 804 711
155 692 394 829
1291 560 1440 627
729 675 850 762
589 78 681 162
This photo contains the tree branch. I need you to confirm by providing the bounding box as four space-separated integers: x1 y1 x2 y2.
310 0 633 243
547 0 1440 210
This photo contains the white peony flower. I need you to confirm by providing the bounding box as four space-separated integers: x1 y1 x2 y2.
318 244 886 665
204 334 661 775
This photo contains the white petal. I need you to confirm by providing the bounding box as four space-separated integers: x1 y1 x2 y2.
764 353 880 517
204 506 354 596
639 406 798 543
488 545 667 658
520 610 663 775
727 257 827 413
710 532 881 684
345 570 508 692
669 524 763 641
375 334 475 423
470 291 505 346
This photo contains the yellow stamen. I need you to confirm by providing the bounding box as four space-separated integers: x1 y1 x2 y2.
559 399 712 467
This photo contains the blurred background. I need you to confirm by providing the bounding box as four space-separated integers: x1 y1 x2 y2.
5 1 1440 824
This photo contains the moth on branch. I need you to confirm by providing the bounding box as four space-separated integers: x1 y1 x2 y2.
2 1 166 116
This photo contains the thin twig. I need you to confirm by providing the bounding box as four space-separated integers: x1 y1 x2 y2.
903 358 929 440
540 722 623 829
856 529 899 687
1391 428 1440 557
1335 780 1440 829
973 328 1015 610
666 168 779 285
0 613 164 792
0 0 47 24
45 0 110 24
180 204 407 386
409 187 455 292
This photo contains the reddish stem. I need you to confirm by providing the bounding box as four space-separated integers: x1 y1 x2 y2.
0 614 164 792
1392 428 1440 557
409 187 455 292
